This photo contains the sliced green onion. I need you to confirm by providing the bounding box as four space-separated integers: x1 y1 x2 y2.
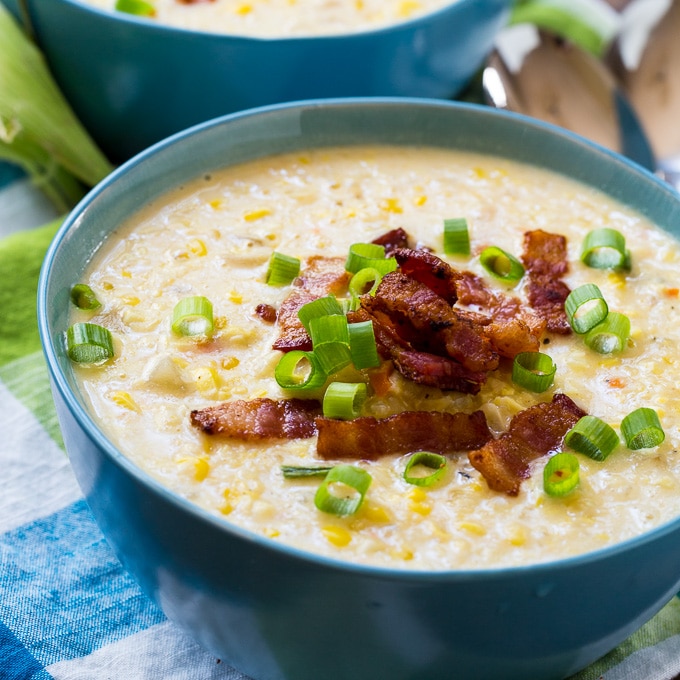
314 464 372 516
115 0 156 15
171 296 214 337
403 451 447 487
70 283 101 311
479 246 525 282
66 322 114 364
621 408 665 450
564 415 620 461
265 251 300 286
345 243 398 275
584 311 630 354
565 283 608 334
309 314 352 375
348 320 380 370
323 382 367 420
281 465 333 479
580 228 629 270
443 217 470 255
543 452 580 497
340 296 361 314
349 267 383 297
297 295 344 334
512 351 556 392
274 350 327 391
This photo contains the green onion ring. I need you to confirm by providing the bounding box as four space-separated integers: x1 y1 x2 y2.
564 415 620 461
543 452 580 497
443 217 470 256
345 243 398 275
297 295 344 334
66 322 114 364
511 351 557 393
348 320 380 370
584 311 630 354
314 465 372 516
265 251 300 286
580 228 629 270
349 267 383 297
403 451 447 487
621 407 665 450
309 314 352 375
171 296 214 337
70 283 101 311
323 382 367 420
274 350 327 391
565 283 608 334
479 246 525 283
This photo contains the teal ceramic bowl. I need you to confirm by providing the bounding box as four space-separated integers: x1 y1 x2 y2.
3 0 510 163
38 99 680 680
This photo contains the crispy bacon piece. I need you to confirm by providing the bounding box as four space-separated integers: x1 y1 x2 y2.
363 271 499 373
254 303 277 323
349 307 487 394
371 227 411 254
272 256 350 352
522 230 571 334
191 398 321 440
468 393 586 496
392 247 459 304
316 410 491 460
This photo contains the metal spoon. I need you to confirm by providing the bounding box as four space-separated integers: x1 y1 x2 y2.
605 0 680 183
482 24 664 180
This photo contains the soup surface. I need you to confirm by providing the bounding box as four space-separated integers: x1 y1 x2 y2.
81 0 454 37
70 145 680 570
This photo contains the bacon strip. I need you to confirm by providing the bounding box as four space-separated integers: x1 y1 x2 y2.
468 393 586 496
316 410 491 460
190 398 321 440
393 247 459 304
371 227 411 255
521 230 571 334
272 256 350 352
363 271 499 373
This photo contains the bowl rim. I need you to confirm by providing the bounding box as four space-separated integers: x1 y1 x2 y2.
38 96 680 582
36 0 510 41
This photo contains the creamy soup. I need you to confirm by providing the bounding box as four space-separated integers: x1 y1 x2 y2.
82 0 454 37
69 145 680 570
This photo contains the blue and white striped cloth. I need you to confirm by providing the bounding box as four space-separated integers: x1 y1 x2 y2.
2 163 680 680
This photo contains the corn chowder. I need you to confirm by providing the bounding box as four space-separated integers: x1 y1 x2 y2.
84 0 455 37
68 145 680 570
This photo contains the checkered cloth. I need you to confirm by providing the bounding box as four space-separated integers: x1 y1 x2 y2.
2 165 680 680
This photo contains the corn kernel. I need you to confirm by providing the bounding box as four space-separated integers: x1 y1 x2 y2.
397 0 421 16
408 487 427 502
121 269 132 278
264 528 281 538
194 457 210 482
360 503 391 524
121 295 140 306
380 197 403 214
221 356 240 370
209 199 222 209
189 239 207 256
102 281 114 291
244 208 272 221
607 271 626 288
459 521 486 536
228 290 243 304
409 501 432 516
236 3 252 14
414 195 427 206
507 526 526 546
322 525 352 547
109 391 141 413
355 0 364 9
193 366 219 394
214 316 228 330
220 502 234 515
